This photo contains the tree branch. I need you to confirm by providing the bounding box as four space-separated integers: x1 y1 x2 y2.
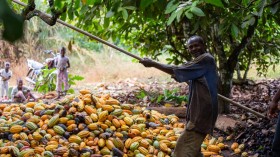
21 0 35 19
166 24 188 59
23 0 67 26
211 25 226 68
243 46 253 80
227 16 259 73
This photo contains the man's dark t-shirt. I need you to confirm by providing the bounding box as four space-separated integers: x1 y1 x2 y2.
173 53 218 134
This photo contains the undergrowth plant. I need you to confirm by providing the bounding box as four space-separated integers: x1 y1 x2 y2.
136 88 188 107
35 68 84 94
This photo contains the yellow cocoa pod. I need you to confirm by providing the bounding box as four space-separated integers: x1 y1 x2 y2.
138 146 149 155
112 119 121 128
88 123 99 131
79 89 91 95
101 105 114 112
77 130 90 138
124 117 134 126
139 139 150 148
231 142 239 150
217 143 225 150
68 135 82 144
234 148 241 154
106 139 115 150
90 113 98 122
125 138 132 149
10 125 23 134
207 145 221 153
202 151 218 157
85 105 96 115
59 117 68 124
45 145 58 151
159 142 168 152
98 138 106 148
98 111 108 122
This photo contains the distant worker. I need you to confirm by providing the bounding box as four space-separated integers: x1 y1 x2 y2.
55 47 70 99
11 79 37 103
0 62 12 101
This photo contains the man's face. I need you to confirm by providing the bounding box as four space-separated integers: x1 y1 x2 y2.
60 49 66 56
18 81 23 88
187 41 205 58
5 64 10 70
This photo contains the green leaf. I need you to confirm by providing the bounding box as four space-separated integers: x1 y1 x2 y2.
176 8 184 22
104 17 110 28
122 9 128 20
68 7 74 20
74 10 79 17
241 20 250 28
93 0 102 5
68 89 75 94
256 0 266 17
123 6 136 10
54 0 62 8
185 11 193 19
74 0 81 9
80 5 89 15
106 10 114 18
140 0 154 9
136 90 147 99
70 75 84 81
165 0 179 14
190 6 205 16
204 0 224 8
249 17 256 25
231 24 239 38
191 21 200 34
86 0 94 5
167 11 177 25
270 3 279 14
242 0 250 5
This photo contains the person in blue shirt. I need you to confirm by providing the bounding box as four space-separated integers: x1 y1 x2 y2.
140 35 218 157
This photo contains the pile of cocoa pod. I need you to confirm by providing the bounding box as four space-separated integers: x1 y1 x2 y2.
0 89 247 157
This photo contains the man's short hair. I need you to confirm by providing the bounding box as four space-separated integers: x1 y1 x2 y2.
5 62 10 66
187 35 205 45
61 47 66 52
17 78 23 85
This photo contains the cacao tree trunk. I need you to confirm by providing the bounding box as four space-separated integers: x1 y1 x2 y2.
218 68 233 114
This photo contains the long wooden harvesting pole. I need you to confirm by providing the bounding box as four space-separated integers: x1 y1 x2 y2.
12 0 267 119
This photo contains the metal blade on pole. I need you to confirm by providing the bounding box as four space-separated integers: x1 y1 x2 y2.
12 0 267 119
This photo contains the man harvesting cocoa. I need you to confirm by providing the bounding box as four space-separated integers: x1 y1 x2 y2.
140 35 218 157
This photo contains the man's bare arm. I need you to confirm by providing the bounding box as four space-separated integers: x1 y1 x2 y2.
140 58 176 75
67 60 70 68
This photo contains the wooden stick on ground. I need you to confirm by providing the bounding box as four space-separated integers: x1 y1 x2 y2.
218 94 266 118
12 0 267 119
